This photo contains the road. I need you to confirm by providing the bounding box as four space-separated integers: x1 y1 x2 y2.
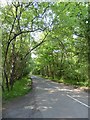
2 76 89 119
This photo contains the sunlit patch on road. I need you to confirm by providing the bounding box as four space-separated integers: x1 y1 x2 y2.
37 106 52 111
24 105 34 110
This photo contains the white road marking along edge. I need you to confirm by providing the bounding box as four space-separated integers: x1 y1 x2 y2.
67 94 90 108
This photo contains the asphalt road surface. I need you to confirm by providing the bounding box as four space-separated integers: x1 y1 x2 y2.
2 76 89 119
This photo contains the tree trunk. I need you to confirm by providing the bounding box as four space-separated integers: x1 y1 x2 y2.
9 40 16 90
46 65 49 77
4 69 9 91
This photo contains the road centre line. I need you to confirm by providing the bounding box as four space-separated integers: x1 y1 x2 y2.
67 94 90 108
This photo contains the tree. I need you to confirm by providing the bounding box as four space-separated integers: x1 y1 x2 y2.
33 2 88 86
1 2 53 91
1 2 89 91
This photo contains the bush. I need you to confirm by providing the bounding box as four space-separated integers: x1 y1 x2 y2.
3 76 32 101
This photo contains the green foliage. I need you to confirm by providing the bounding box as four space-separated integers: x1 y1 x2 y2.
3 76 32 101
1 2 89 94
32 2 89 87
1 2 50 90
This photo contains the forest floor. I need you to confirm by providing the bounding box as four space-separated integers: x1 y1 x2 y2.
2 76 89 118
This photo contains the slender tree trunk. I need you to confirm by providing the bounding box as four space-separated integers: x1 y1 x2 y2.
51 53 55 79
4 69 9 91
10 63 15 90
9 41 16 90
46 65 49 77
2 72 5 92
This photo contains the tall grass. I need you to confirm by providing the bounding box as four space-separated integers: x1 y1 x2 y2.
3 76 32 101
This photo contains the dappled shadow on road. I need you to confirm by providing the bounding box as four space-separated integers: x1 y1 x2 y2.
23 86 43 118
2 76 88 118
30 76 88 118
2 84 43 118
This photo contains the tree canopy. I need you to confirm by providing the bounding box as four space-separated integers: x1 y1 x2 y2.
1 2 90 91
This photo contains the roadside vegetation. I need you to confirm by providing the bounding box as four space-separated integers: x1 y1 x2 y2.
32 3 90 88
1 2 90 101
3 76 32 101
38 75 89 88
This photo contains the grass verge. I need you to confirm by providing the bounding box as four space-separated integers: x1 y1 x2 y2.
38 75 89 88
2 76 32 101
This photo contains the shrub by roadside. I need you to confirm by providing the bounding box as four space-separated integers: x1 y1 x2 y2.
2 76 32 101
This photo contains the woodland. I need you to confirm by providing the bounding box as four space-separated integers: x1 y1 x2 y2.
1 2 90 99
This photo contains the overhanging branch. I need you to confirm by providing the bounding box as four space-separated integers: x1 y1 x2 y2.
22 32 49 60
